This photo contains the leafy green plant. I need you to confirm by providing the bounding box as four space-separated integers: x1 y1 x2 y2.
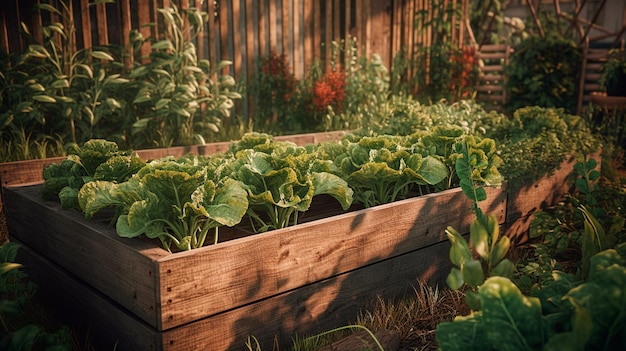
504 34 581 114
227 133 353 232
248 51 300 133
127 4 240 148
18 0 126 145
78 155 248 251
328 134 449 207
444 139 511 310
599 49 626 96
41 139 145 209
0 242 73 350
488 106 598 189
410 0 478 103
437 243 626 351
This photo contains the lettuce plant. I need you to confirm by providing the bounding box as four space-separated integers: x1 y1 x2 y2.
228 143 353 233
41 139 145 209
78 156 248 251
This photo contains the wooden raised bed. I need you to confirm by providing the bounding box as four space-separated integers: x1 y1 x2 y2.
5 183 506 350
1 132 594 350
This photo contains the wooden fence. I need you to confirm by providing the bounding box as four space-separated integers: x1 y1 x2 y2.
1 0 468 91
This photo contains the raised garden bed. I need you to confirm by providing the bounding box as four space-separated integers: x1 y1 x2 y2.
1 133 592 350
5 183 505 350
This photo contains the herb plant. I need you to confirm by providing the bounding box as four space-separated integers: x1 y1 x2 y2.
127 4 240 148
443 139 510 310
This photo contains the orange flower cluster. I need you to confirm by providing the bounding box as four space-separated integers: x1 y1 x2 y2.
451 46 478 98
312 71 346 112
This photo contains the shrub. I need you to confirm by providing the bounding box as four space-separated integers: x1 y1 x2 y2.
504 34 581 114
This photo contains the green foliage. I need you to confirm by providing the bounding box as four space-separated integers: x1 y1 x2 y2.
248 52 302 134
1 1 241 161
17 0 125 145
227 136 353 232
330 135 449 207
333 49 390 131
410 0 479 103
504 34 581 114
488 106 598 189
438 243 626 351
78 155 248 251
127 5 240 148
0 242 73 350
599 49 626 95
41 139 144 209
444 139 510 310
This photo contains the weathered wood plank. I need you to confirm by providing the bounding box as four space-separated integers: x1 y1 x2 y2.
505 154 600 243
153 185 505 330
4 181 505 331
13 225 455 351
14 241 162 350
4 185 166 328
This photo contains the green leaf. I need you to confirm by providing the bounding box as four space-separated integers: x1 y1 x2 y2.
310 172 353 210
565 245 626 350
462 259 484 288
470 219 489 260
32 94 56 103
491 258 514 278
480 276 545 351
489 236 510 266
91 50 114 61
446 267 464 290
436 312 488 351
446 226 471 266
152 40 174 50
0 262 22 275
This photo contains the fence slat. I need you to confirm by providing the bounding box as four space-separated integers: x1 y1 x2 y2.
1 0 473 120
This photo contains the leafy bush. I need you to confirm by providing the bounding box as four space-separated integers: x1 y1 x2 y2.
504 34 581 114
488 106 598 189
125 5 240 148
438 153 626 351
0 242 73 350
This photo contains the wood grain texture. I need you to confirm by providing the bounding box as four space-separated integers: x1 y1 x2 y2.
504 154 601 243
5 182 505 331
3 153 579 350
13 226 454 351
4 185 166 328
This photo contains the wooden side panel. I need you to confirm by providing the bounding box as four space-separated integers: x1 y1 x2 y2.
14 242 162 351
18 232 453 351
3 185 166 328
0 157 64 187
504 154 599 243
156 186 506 329
160 239 455 351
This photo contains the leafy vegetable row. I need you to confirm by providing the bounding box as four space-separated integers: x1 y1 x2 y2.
41 130 503 252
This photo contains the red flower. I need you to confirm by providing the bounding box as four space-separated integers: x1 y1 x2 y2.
312 71 346 112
